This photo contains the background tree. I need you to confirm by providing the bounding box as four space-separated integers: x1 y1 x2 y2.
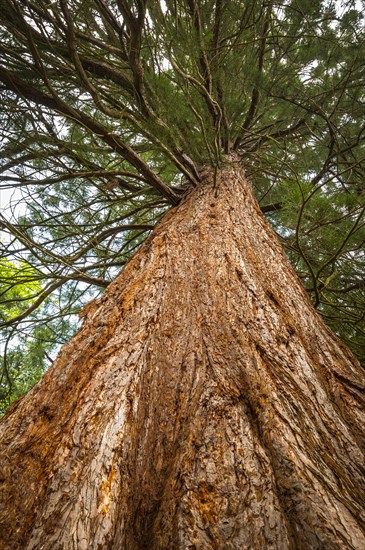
0 0 365 548
0 259 78 412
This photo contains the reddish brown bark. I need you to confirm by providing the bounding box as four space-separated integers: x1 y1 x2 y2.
1 159 364 549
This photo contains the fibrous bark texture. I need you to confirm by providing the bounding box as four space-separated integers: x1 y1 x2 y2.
1 160 364 549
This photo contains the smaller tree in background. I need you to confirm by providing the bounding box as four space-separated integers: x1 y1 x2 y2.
0 259 77 413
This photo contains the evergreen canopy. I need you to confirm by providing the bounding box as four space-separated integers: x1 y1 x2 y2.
0 0 364 406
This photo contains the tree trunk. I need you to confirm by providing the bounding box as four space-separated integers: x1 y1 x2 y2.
1 159 364 549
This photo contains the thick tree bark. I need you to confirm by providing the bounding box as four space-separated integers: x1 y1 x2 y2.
1 159 364 549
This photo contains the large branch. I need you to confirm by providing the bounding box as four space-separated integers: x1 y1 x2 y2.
0 67 179 205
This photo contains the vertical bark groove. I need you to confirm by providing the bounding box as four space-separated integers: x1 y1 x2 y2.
0 158 364 549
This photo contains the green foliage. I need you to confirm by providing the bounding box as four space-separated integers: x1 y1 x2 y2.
0 318 77 416
0 260 79 414
0 259 41 321
0 260 43 412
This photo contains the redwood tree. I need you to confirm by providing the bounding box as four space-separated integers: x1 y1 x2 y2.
0 1 365 548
